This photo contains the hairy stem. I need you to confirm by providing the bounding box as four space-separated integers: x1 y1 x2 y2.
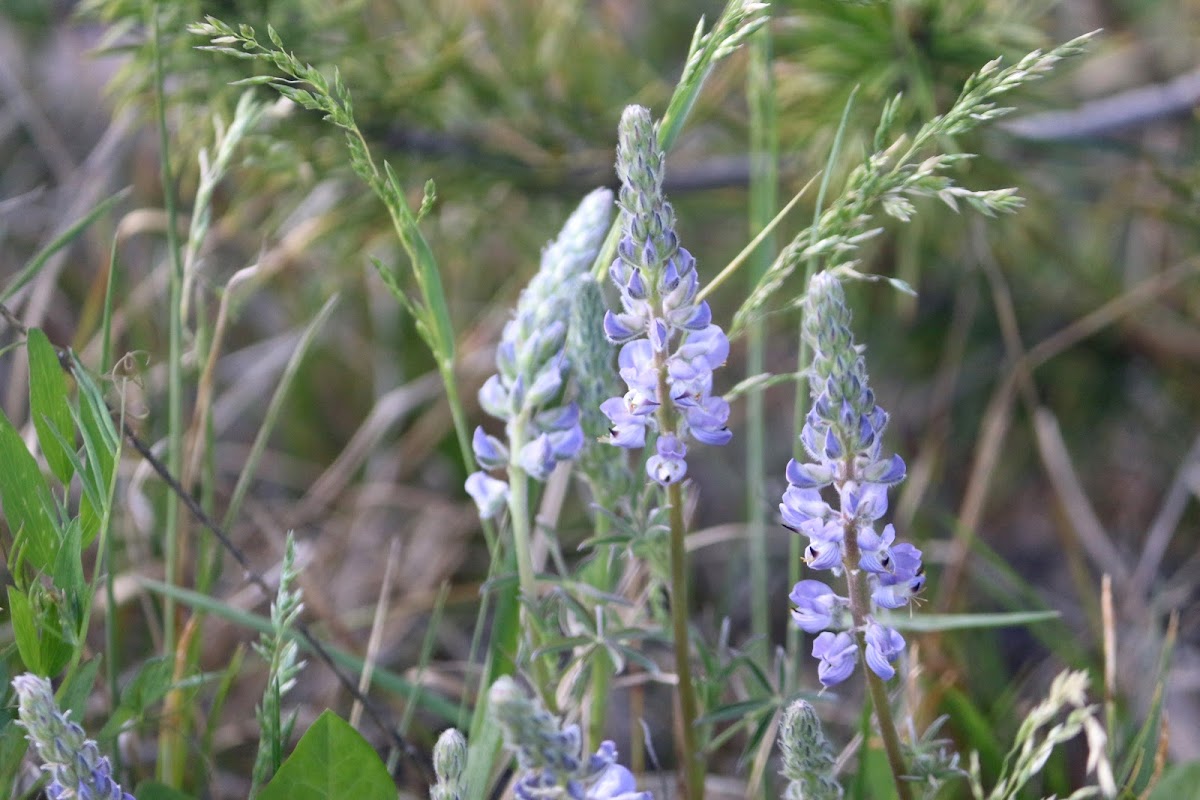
653 357 704 798
504 420 554 708
840 508 912 800
667 480 703 799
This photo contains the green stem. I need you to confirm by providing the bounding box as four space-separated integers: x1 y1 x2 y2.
653 356 703 797
667 480 703 799
839 486 912 800
504 418 554 706
586 514 615 747
746 22 777 664
150 1 186 784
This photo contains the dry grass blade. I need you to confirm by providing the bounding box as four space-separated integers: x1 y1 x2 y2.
1130 434 1200 595
1032 408 1128 584
350 536 400 730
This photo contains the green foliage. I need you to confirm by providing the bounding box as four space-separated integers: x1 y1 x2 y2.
0 2 1190 798
257 710 395 800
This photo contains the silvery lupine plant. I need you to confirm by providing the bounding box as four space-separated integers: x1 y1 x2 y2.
465 188 614 517
781 271 925 687
12 674 135 800
601 105 732 484
778 699 843 800
489 677 652 800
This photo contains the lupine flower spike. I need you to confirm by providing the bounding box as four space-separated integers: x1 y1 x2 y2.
489 676 652 800
600 105 732 484
12 673 135 800
781 271 925 687
465 188 614 517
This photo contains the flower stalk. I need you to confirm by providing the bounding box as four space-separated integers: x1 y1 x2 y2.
600 105 736 798
780 271 926 799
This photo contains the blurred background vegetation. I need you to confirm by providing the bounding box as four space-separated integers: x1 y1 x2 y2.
1 0 1198 796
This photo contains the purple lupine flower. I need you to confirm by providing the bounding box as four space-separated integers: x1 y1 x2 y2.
490 677 652 800
599 105 731 484
586 764 653 800
464 189 614 517
599 396 651 448
13 674 135 800
812 632 858 687
857 523 897 574
782 272 925 687
465 472 510 519
789 580 845 634
779 485 834 535
646 433 687 485
472 426 509 471
864 623 906 681
871 543 926 609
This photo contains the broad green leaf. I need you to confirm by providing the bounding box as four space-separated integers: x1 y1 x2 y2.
52 521 85 604
26 329 75 484
74 360 119 546
0 705 29 800
1148 761 1200 800
8 588 42 674
60 658 102 723
100 657 173 740
0 408 61 571
257 710 395 800
7 582 71 676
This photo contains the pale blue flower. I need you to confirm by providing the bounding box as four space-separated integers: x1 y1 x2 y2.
646 433 687 485
812 632 858 687
491 677 651 800
789 580 845 634
864 623 906 681
599 105 732 480
465 189 612 517
465 472 510 519
586 764 653 800
782 272 924 685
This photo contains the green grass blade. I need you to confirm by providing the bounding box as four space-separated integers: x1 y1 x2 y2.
881 609 1060 633
1 188 130 304
221 293 339 529
136 576 461 722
